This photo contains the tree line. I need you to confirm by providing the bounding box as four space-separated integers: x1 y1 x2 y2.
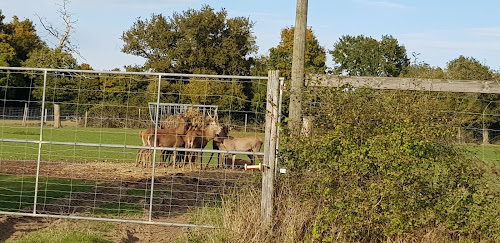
1 5 500 137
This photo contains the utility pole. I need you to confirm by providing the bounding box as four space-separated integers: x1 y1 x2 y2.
289 0 308 136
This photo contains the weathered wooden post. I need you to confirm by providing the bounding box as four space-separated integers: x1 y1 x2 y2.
54 104 61 128
262 70 280 229
289 0 308 136
22 103 28 126
301 116 313 137
244 113 248 132
84 110 88 128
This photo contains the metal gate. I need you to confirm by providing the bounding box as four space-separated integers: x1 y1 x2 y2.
0 67 281 228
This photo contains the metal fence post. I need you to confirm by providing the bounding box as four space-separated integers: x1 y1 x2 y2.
33 70 48 214
262 70 280 228
149 75 162 222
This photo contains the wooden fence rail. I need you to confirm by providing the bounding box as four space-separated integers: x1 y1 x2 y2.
307 75 500 94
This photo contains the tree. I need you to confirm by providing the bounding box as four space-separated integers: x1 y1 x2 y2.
268 27 326 80
404 63 446 79
258 27 326 120
0 10 44 66
181 78 247 112
330 35 409 77
36 0 81 57
121 5 257 75
23 46 77 69
0 10 45 106
446 55 492 81
446 56 496 144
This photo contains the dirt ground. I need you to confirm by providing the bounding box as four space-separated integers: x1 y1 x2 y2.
0 160 255 242
0 215 195 242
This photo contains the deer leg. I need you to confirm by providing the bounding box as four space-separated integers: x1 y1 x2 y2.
136 149 142 167
147 150 153 168
232 155 236 169
206 153 214 167
247 154 255 165
172 150 177 167
221 153 226 168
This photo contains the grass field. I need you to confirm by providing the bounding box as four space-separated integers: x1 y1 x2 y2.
0 121 265 165
464 144 500 165
0 175 93 212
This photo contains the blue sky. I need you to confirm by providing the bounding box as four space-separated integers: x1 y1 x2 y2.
2 0 500 71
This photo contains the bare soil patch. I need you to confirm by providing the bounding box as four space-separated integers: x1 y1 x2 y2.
0 160 255 242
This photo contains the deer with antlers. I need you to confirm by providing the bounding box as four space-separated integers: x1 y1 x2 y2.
137 115 189 167
183 117 222 170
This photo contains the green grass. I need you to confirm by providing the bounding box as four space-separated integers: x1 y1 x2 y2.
464 144 500 165
93 203 143 216
0 174 93 211
0 123 265 165
0 123 142 162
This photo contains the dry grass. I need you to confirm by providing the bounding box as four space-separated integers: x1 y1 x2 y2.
187 176 490 243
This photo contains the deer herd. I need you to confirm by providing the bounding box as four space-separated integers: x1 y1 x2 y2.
135 114 263 170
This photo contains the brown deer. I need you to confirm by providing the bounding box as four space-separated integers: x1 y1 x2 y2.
139 115 189 165
218 136 264 169
139 115 188 146
135 148 153 168
184 118 222 170
206 126 230 168
154 132 186 167
222 156 252 169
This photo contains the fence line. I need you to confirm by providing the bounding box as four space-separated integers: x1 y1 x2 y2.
307 75 500 93
0 67 278 228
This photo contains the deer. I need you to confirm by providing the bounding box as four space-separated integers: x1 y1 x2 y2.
206 126 230 168
217 136 264 169
222 156 252 169
139 115 188 146
136 148 153 168
183 118 223 170
154 131 186 167
138 115 189 166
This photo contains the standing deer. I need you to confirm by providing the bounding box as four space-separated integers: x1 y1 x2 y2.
138 115 189 166
139 115 188 146
218 136 264 169
206 126 230 168
154 131 185 167
184 119 222 170
135 148 153 168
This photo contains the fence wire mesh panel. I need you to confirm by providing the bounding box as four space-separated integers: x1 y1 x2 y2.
0 67 270 227
302 76 500 167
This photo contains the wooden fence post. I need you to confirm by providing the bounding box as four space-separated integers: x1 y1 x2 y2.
54 104 61 128
244 113 248 132
84 111 88 128
262 70 280 229
289 0 308 136
22 103 28 126
301 116 313 137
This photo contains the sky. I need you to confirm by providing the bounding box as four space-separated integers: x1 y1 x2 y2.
2 0 500 71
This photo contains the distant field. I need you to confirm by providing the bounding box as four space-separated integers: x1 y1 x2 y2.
0 122 265 165
464 144 500 165
0 175 93 212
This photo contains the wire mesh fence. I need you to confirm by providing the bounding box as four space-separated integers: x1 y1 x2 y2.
0 67 273 227
302 76 500 166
